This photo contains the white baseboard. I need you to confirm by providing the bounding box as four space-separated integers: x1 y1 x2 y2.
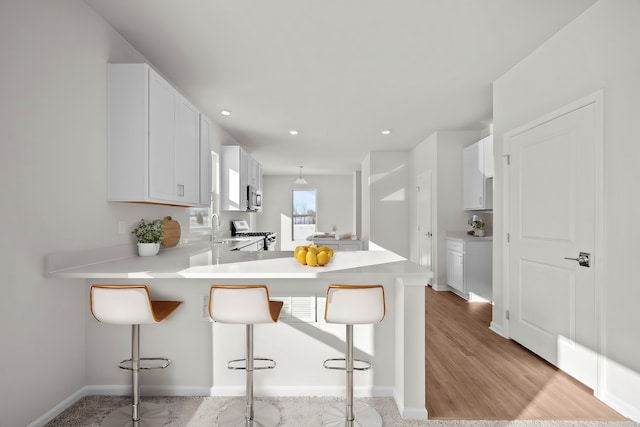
597 357 640 422
429 283 450 292
392 389 428 420
26 384 215 427
489 321 506 338
27 386 90 427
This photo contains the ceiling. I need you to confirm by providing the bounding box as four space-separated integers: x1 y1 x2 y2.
84 0 596 175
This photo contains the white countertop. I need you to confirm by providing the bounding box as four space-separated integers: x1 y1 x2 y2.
446 230 493 242
46 243 433 280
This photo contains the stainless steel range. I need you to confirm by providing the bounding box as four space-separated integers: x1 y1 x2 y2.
231 220 277 251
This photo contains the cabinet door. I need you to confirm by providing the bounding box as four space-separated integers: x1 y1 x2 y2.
148 70 178 202
221 145 248 211
447 250 465 293
239 148 248 210
463 142 484 210
255 162 263 191
483 136 494 178
248 156 257 188
175 97 200 204
199 114 212 206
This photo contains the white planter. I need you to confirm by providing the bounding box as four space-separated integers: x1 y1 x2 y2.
137 242 160 256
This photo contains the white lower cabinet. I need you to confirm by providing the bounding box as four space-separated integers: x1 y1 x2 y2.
446 237 492 300
446 241 465 293
312 239 362 251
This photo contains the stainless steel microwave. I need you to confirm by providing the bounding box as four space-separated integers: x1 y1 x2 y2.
247 185 262 212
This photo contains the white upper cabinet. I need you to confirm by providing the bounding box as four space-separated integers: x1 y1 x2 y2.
221 145 248 211
108 63 204 207
463 135 493 210
199 114 213 206
248 156 262 191
221 145 263 211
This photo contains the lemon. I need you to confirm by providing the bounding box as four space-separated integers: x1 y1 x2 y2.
307 246 319 255
295 249 308 265
317 251 330 266
306 251 318 267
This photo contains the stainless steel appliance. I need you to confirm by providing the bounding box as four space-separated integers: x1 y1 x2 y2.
231 220 277 251
247 185 262 212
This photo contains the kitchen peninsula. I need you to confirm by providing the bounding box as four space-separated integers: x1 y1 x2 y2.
46 244 433 420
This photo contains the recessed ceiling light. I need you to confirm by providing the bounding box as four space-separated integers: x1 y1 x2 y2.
220 110 231 116
381 130 392 135
289 130 299 135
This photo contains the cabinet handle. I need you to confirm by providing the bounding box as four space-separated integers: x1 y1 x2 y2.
177 184 185 197
479 196 483 205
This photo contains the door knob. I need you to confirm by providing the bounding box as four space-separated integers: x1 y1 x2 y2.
424 232 432 237
564 252 590 267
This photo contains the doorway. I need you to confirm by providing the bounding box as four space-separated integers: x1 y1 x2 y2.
504 92 603 390
417 171 433 279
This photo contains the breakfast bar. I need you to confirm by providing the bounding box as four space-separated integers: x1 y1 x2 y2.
46 244 433 420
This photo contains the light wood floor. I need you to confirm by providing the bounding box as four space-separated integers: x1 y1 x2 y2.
425 286 628 420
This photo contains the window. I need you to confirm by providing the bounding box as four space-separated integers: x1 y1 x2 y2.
292 189 317 241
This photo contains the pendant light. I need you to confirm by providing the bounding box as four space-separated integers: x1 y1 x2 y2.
293 166 308 185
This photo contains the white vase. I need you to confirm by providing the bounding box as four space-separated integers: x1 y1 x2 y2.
137 242 160 256
477 229 485 237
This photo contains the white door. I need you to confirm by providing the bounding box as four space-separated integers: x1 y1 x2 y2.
417 171 433 275
507 100 599 388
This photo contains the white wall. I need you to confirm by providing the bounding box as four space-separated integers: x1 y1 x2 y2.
409 131 482 287
362 152 410 258
256 174 356 250
493 0 640 419
0 1 239 424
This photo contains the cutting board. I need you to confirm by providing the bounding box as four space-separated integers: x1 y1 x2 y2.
161 216 180 247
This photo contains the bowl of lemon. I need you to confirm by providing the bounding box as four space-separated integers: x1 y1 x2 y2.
294 243 334 267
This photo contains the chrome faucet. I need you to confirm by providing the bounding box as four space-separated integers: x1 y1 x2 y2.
210 213 221 241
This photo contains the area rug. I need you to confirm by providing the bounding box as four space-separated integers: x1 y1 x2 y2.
45 396 639 427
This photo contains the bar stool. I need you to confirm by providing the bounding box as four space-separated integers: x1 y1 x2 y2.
209 285 284 427
322 285 386 427
90 285 182 427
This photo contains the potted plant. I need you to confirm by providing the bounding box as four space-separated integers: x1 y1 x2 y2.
472 220 486 237
132 218 163 256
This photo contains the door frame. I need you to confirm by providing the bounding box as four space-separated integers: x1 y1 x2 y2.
417 170 434 284
502 90 604 393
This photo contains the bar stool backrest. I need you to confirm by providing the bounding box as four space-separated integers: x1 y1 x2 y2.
324 285 386 325
90 285 158 325
209 285 280 324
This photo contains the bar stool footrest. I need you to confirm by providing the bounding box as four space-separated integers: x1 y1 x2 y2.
118 357 171 371
227 357 276 370
323 358 372 371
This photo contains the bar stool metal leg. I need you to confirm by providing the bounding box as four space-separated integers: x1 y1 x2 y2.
216 324 280 427
322 325 382 427
100 325 170 427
